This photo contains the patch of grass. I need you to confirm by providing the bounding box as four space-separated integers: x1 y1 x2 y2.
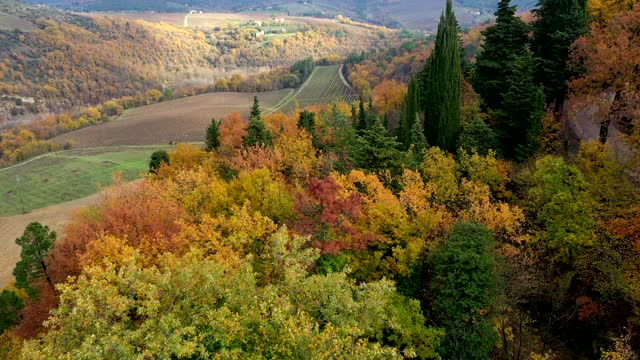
0 146 168 216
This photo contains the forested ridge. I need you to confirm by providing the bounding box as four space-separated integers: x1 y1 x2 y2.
0 0 386 116
1 0 640 358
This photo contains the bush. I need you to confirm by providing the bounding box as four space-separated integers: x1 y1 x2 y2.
148 150 169 174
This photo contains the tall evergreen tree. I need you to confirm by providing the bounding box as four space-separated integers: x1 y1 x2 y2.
494 48 545 160
431 221 500 359
471 0 530 111
205 118 221 152
423 0 461 153
531 0 588 112
398 76 420 150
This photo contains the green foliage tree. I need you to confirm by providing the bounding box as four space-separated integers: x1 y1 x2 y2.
529 156 596 260
148 150 169 174
297 110 316 139
356 98 368 133
204 118 221 152
531 0 588 110
351 118 403 172
21 230 444 359
13 222 56 297
493 48 545 160
0 290 23 333
431 221 500 360
423 0 461 153
471 0 530 112
458 116 498 156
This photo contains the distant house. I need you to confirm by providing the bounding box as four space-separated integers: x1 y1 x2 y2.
281 28 287 33
256 30 265 38
278 17 285 23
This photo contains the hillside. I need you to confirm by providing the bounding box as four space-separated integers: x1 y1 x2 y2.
0 0 388 121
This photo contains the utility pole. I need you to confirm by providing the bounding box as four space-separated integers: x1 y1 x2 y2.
16 175 25 214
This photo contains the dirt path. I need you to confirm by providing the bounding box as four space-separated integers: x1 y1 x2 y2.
338 64 356 94
0 193 100 288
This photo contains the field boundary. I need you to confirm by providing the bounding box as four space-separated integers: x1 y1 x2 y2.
0 145 179 173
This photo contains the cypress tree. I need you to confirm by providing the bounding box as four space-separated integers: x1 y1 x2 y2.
423 0 461 153
531 0 588 112
471 0 530 111
398 76 420 150
205 118 221 152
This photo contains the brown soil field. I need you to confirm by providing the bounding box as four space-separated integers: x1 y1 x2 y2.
0 193 99 288
52 90 291 147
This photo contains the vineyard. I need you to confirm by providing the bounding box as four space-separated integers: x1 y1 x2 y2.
272 64 358 114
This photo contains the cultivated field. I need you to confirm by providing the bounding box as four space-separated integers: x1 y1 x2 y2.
0 147 166 217
52 90 291 148
273 65 358 113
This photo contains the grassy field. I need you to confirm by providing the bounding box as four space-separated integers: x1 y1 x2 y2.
0 12 36 31
52 90 291 148
273 65 358 113
0 147 167 217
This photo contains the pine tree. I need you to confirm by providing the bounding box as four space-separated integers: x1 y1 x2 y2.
249 96 261 119
243 116 273 148
408 113 427 153
13 222 56 297
205 118 221 152
494 48 545 160
243 96 273 147
350 118 402 172
471 0 530 111
423 0 461 153
531 0 588 112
